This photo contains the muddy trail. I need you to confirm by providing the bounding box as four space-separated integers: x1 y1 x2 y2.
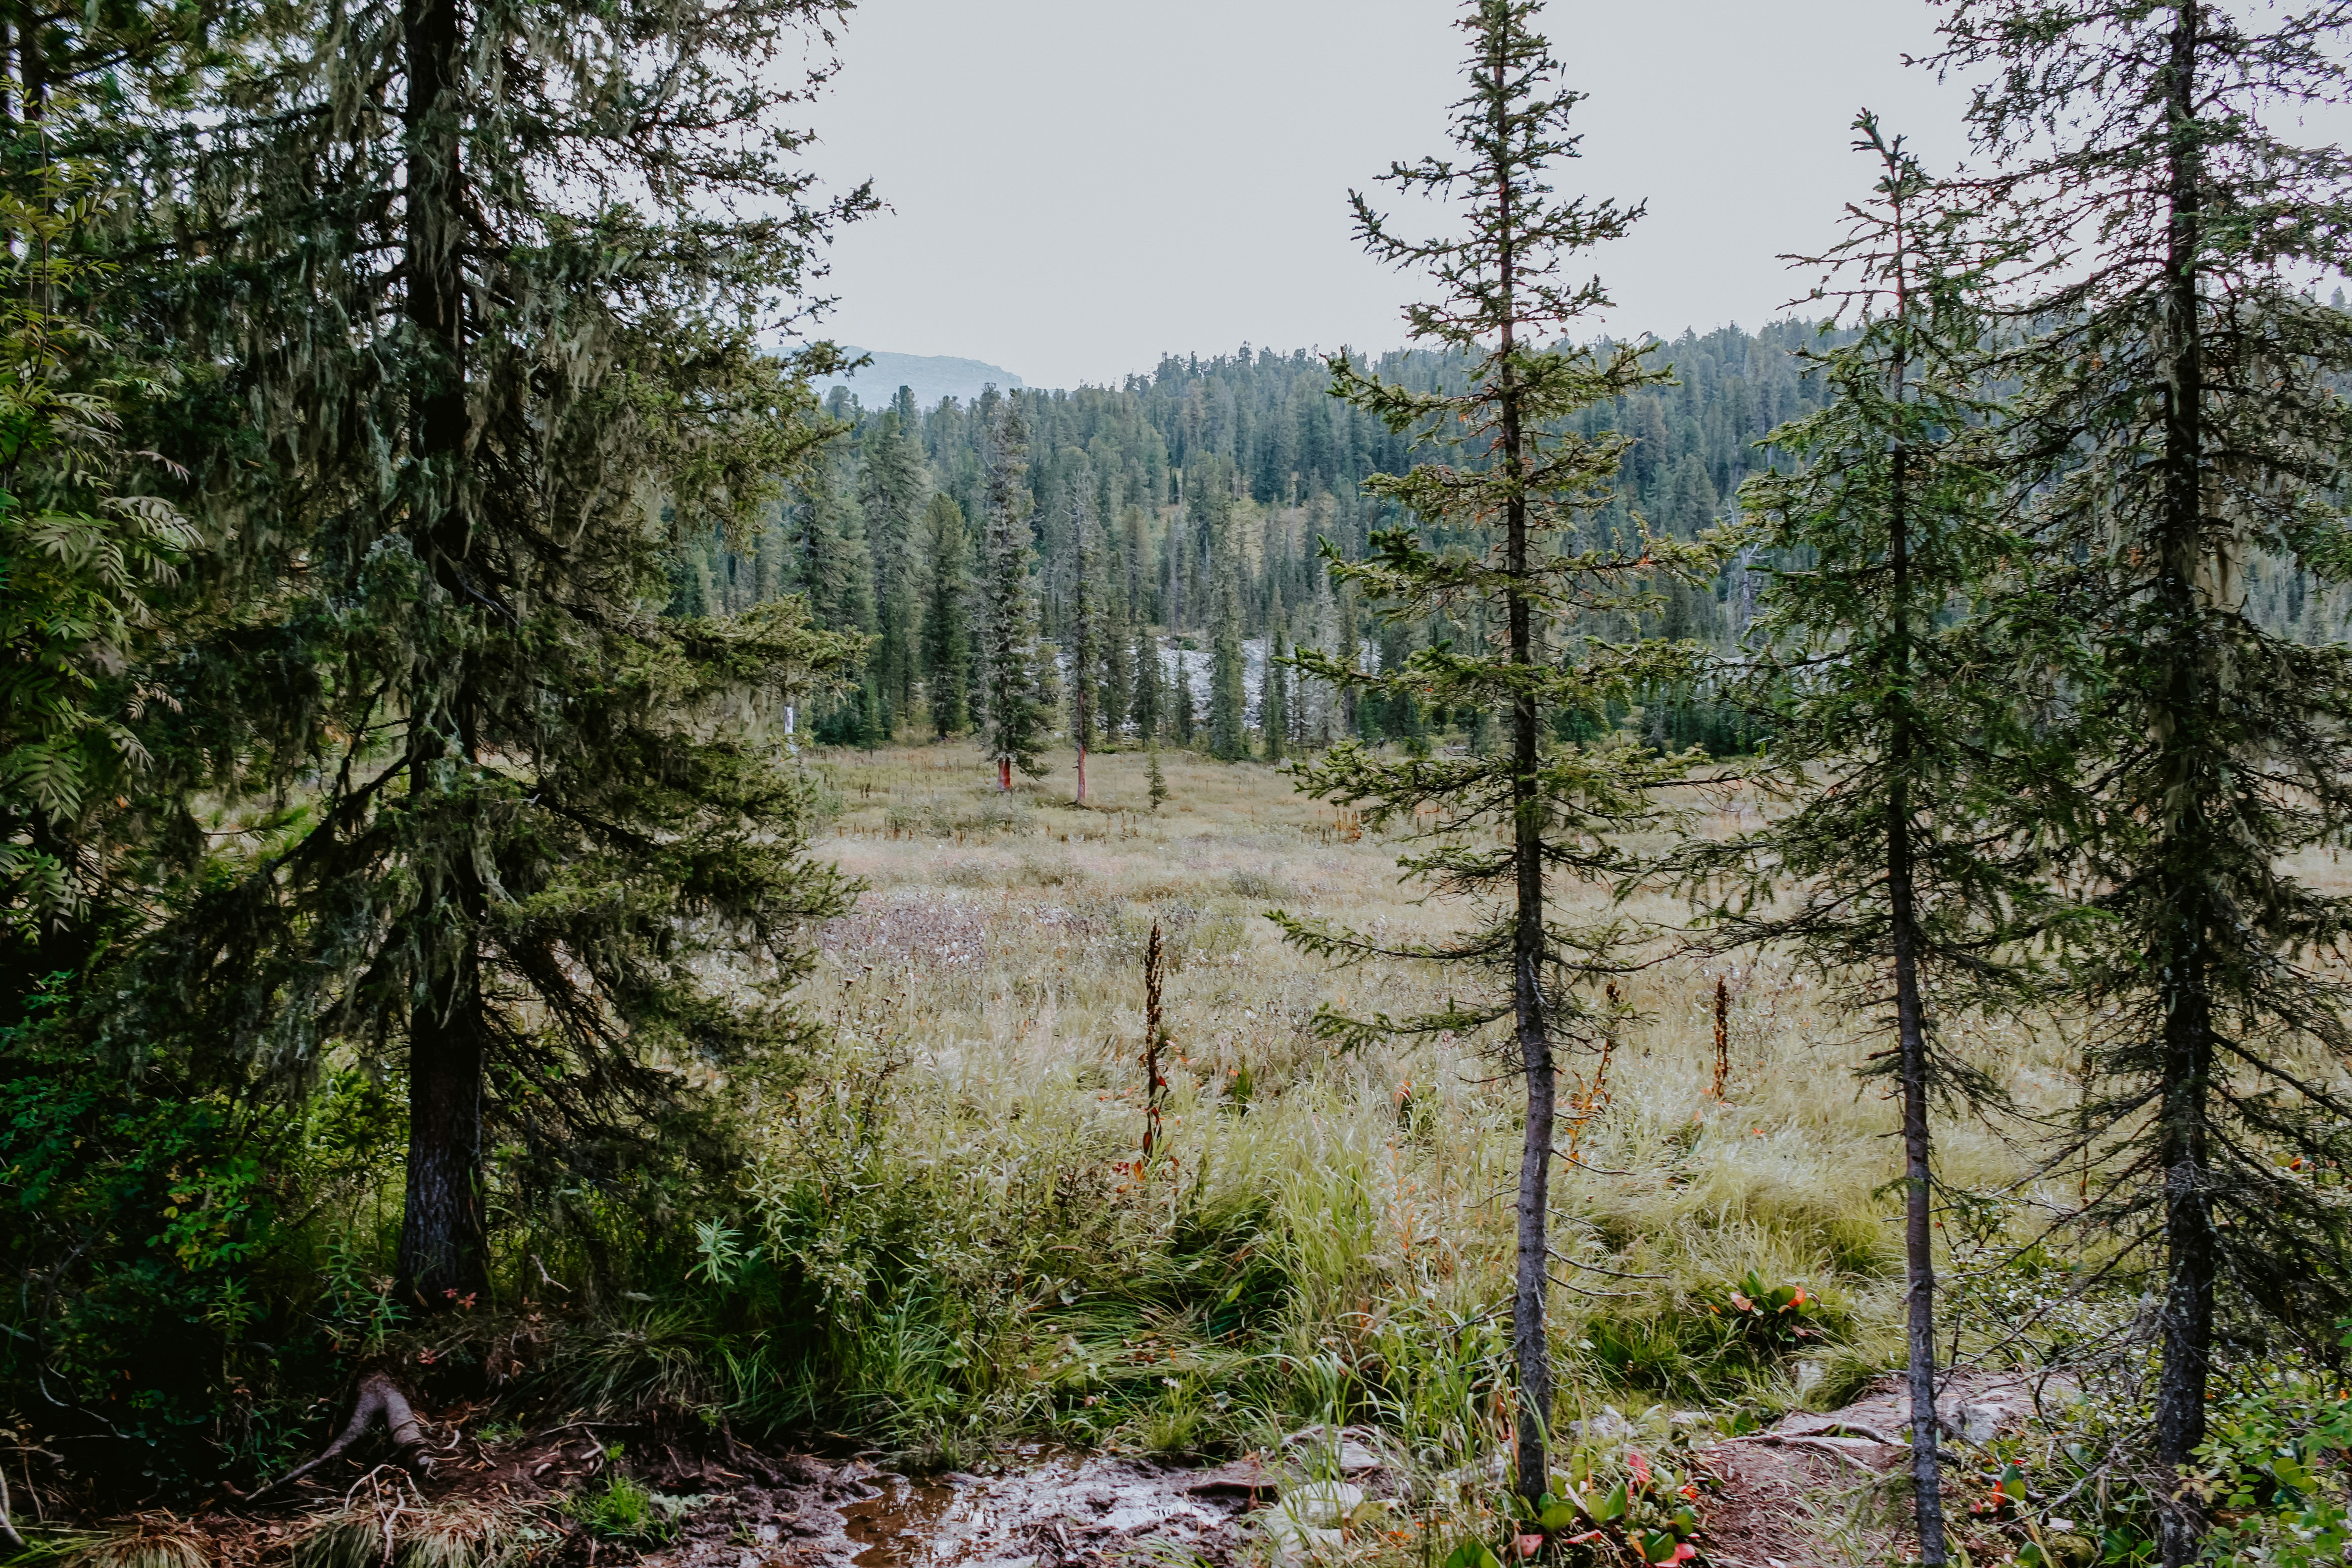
634 1449 1286 1568
108 1420 1372 1568
56 1373 2066 1568
739 1451 1271 1568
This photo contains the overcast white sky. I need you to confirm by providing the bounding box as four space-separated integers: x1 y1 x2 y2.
799 1 1970 390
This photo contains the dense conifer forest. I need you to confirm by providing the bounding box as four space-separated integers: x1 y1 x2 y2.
669 328 1824 760
678 323 2352 764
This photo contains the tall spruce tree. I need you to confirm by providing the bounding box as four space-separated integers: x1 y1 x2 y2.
1172 648 1195 746
1697 117 2056 1566
1101 579 1133 744
108 0 870 1306
1161 505 1185 636
1276 0 1708 1502
1263 621 1290 762
1306 556 1340 746
921 492 972 735
1333 576 1361 737
1937 4 2352 1558
1068 475 1104 800
1208 514 1248 761
1130 626 1161 745
974 396 1053 789
788 456 877 637
860 404 929 727
1124 503 1152 624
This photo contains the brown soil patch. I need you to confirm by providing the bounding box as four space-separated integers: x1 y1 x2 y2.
99 1422 1259 1568
1692 1369 2068 1568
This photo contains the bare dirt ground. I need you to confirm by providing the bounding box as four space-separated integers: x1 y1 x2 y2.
150 1422 1269 1568
129 1370 2057 1568
1694 1370 2060 1568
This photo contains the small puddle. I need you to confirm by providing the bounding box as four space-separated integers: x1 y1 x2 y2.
816 1455 1249 1568
837 1478 961 1568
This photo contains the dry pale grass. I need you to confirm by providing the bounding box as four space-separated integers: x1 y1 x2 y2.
68 1521 212 1568
786 739 2092 1434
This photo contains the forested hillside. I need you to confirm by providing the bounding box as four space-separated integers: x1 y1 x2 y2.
678 319 2351 760
672 326 1828 755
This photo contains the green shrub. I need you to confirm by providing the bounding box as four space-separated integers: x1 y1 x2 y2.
2176 1362 2352 1567
1712 1271 1827 1355
566 1474 690 1545
0 990 391 1494
1576 1270 1852 1402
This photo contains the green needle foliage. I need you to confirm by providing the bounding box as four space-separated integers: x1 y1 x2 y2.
0 159 195 955
1935 3 2352 1558
1263 623 1290 762
1208 529 1248 762
974 393 1055 789
1274 0 1713 1503
921 492 973 736
91 0 873 1312
862 399 931 729
1067 468 1104 798
1693 115 2067 1567
1132 631 1162 747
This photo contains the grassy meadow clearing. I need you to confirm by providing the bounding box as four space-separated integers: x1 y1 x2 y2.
33 734 2327 1568
723 737 2090 1477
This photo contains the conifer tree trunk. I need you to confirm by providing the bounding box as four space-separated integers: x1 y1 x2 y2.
396 0 490 1307
1276 3 1682 1517
2152 7 2214 1559
1932 6 2352 1560
1494 50 1555 1501
1883 376 1947 1564
400 990 488 1303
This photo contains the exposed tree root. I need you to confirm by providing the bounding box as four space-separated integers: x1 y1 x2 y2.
245 1373 429 1502
0 1468 24 1551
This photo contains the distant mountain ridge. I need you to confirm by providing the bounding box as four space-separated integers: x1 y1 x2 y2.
816 348 1028 410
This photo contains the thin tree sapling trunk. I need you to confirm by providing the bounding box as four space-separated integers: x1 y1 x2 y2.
1491 45 1558 1503
1884 374 1948 1563
1273 0 1685 1517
